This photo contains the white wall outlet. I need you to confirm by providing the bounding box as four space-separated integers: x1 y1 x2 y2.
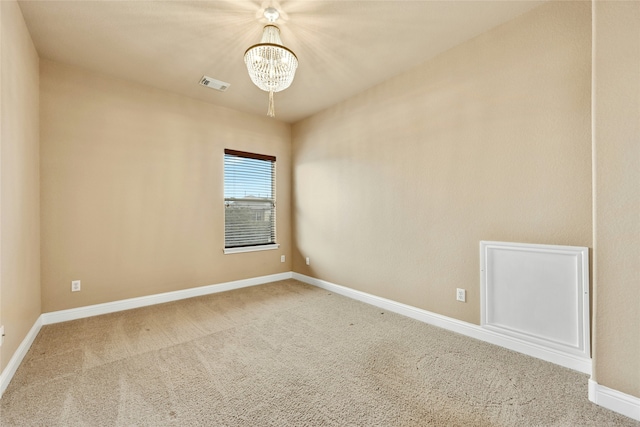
71 280 81 292
281 255 286 263
305 257 310 266
0 325 4 347
456 288 466 302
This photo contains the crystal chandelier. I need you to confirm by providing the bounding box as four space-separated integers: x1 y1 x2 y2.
244 7 298 118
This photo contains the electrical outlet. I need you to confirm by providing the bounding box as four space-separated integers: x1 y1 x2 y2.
305 257 310 266
456 288 466 302
71 280 81 292
281 255 285 263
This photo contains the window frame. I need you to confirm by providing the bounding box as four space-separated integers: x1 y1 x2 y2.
223 149 279 254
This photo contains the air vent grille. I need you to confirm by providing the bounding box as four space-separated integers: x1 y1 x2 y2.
199 76 230 92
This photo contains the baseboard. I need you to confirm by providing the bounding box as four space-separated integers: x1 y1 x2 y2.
589 379 640 421
42 272 293 325
0 316 42 398
293 273 592 375
1 272 293 399
8 270 637 423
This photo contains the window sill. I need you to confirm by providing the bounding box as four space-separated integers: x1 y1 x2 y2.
223 244 280 255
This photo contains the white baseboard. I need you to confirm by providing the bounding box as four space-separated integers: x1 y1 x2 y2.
293 273 592 375
589 379 640 421
1 272 292 399
41 272 293 325
0 316 42 397
7 271 639 424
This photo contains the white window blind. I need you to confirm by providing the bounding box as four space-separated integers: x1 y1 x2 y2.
224 149 276 249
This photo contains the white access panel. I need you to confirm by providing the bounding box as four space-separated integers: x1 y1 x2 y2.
480 241 590 359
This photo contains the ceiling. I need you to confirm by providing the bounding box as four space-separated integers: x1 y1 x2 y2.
18 0 546 123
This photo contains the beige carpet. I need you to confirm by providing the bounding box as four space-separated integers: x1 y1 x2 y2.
1 279 637 426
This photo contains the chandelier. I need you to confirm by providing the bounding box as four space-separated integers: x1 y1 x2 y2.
244 7 298 118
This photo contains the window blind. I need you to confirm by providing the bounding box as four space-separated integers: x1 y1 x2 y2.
224 149 276 248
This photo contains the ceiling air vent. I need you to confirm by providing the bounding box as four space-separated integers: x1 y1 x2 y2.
199 76 230 92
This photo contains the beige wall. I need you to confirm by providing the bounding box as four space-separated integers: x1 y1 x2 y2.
40 60 291 312
292 1 592 325
4 0 639 407
593 1 640 399
0 0 41 372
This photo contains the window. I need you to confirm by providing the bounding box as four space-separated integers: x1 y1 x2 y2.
223 149 278 254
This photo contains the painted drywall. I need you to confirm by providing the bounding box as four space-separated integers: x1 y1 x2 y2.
593 1 640 399
0 0 41 373
40 60 291 312
292 1 592 325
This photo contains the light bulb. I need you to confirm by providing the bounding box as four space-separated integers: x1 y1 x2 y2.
264 7 279 23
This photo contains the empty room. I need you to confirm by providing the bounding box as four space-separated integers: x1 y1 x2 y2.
1 0 638 425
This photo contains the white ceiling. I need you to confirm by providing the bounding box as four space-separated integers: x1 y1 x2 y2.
18 0 546 123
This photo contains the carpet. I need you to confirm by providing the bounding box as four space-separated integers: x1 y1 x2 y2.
1 279 637 426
